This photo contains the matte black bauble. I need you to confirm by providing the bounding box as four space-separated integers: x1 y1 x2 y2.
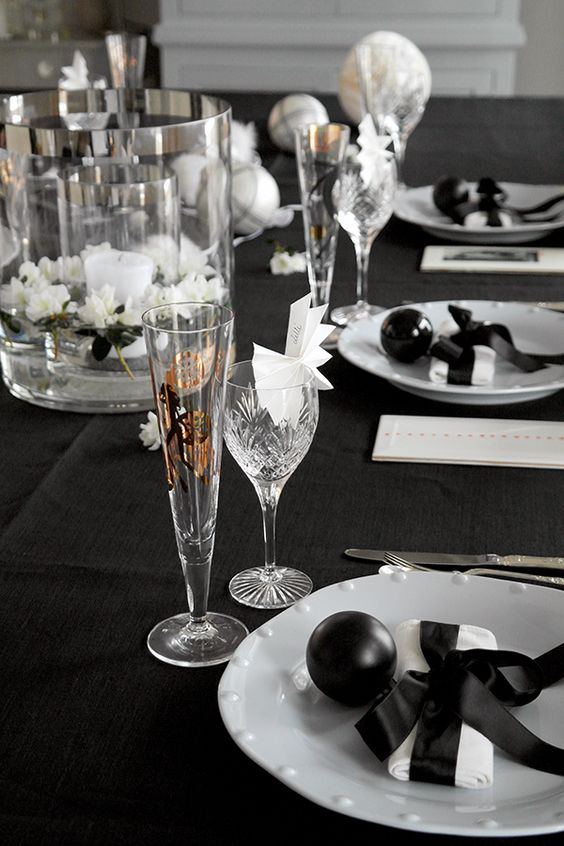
305 611 397 706
432 175 470 216
380 307 433 363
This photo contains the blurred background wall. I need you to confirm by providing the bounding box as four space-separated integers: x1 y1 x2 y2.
0 0 562 96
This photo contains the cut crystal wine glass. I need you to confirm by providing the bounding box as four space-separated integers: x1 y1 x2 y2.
224 360 319 609
142 302 248 666
356 41 429 190
330 145 396 326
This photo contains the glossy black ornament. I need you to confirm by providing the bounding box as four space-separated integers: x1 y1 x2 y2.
306 611 397 706
380 307 433 363
432 175 470 216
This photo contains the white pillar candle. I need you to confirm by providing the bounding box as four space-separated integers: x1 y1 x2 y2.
84 249 154 304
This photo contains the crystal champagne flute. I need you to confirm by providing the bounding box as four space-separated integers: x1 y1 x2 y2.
295 123 350 312
142 302 248 666
223 360 319 609
330 144 396 325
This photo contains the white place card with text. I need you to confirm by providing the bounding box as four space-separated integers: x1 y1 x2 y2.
420 245 564 274
373 415 564 469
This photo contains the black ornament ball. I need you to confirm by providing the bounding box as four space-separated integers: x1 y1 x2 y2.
305 611 397 706
432 175 470 216
380 307 433 363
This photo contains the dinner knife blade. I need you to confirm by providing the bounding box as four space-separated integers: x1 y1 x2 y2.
344 549 564 569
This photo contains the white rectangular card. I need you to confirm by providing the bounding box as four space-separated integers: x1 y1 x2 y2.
420 245 564 274
372 415 564 469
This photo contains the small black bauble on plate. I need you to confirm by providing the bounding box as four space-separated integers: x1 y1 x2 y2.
305 611 397 706
432 175 470 217
380 307 433 363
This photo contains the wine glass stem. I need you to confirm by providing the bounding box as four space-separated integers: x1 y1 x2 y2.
354 237 373 306
254 480 283 575
391 131 406 188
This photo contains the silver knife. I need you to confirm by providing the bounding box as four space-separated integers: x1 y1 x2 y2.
344 549 564 570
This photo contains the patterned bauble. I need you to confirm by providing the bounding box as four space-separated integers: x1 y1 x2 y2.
267 94 329 153
231 161 281 235
338 30 432 125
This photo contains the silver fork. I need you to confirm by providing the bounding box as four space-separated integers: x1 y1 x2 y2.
383 552 564 588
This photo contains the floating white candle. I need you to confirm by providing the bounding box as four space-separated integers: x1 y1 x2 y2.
84 249 154 305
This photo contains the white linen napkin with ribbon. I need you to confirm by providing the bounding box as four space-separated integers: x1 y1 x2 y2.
388 618 497 789
252 293 333 425
429 319 496 386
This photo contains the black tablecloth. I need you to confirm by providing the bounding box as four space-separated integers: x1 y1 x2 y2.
1 94 564 845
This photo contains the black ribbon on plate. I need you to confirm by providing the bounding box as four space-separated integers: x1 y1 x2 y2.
355 620 564 785
429 305 564 386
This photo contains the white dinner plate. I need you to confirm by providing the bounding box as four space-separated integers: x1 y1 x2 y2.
394 183 564 244
218 571 564 836
337 300 564 405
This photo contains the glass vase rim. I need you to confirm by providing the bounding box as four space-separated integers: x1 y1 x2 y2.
141 302 234 334
226 359 317 392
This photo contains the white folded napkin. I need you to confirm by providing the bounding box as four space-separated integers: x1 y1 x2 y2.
429 319 496 386
388 618 497 789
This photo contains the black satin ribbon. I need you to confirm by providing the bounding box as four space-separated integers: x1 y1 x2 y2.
429 305 564 386
355 620 564 784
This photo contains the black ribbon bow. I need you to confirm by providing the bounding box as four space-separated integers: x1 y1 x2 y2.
355 620 564 785
429 305 564 386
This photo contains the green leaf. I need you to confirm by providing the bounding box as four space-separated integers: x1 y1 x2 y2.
91 334 112 361
0 310 22 334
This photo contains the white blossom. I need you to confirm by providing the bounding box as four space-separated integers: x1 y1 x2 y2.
117 297 143 327
176 272 227 303
25 284 76 323
37 256 63 283
77 285 121 328
139 411 161 450
61 255 84 284
269 250 307 275
17 261 43 285
178 235 216 278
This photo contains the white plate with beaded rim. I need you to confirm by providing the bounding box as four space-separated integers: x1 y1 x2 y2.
218 571 564 836
393 183 564 244
337 300 564 405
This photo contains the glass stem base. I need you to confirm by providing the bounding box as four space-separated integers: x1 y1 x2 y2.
147 612 249 667
330 301 385 326
229 566 313 609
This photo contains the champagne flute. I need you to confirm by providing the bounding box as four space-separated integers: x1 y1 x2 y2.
295 123 350 313
356 41 429 190
142 302 248 666
330 144 396 326
223 360 319 609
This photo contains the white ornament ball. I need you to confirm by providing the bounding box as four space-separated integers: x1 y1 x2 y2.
267 94 329 153
338 30 432 125
231 161 281 235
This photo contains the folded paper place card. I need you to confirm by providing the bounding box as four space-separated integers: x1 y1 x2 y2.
420 245 564 274
372 415 564 469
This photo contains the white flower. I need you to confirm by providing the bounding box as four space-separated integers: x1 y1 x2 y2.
38 256 63 283
117 297 143 327
141 283 181 310
269 250 307 275
77 285 120 328
179 235 216 277
9 277 32 308
25 284 76 323
139 411 161 450
17 261 43 285
139 234 180 284
176 272 227 303
61 255 84 284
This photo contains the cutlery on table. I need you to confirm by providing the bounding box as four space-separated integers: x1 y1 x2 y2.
344 548 564 569
382 552 564 588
